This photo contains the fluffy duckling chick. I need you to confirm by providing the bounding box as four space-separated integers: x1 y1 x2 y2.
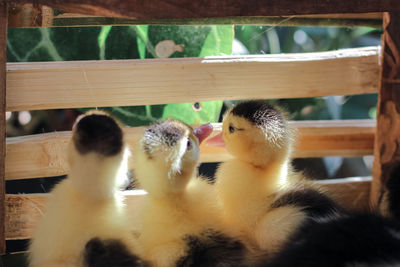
134 120 247 267
29 111 139 267
208 100 300 253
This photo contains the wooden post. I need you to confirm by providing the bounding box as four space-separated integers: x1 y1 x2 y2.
371 12 400 211
0 0 6 255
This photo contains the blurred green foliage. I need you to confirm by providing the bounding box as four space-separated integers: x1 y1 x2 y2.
6 23 382 126
234 25 381 120
7 25 233 126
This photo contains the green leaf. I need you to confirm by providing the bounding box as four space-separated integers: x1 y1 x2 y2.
98 26 112 60
162 101 223 125
135 25 149 59
199 25 233 57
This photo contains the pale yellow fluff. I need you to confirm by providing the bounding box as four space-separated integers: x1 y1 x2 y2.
28 115 137 267
215 103 304 252
133 120 225 267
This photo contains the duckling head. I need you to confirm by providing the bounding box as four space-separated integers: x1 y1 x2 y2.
134 120 203 197
219 100 292 167
67 110 130 198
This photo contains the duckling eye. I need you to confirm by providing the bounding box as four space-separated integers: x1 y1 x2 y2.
186 139 192 150
229 125 235 133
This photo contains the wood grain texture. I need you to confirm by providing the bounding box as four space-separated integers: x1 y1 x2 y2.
5 120 375 180
4 0 400 19
5 177 371 240
7 5 383 28
371 13 400 209
0 1 7 255
6 47 380 111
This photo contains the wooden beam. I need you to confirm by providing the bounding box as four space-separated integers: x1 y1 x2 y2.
5 120 375 180
371 13 400 209
4 177 371 240
7 5 383 27
4 0 400 20
6 47 379 111
0 1 7 255
318 177 371 212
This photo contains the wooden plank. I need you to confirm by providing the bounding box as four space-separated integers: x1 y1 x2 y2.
4 177 371 240
6 47 380 112
0 1 7 255
7 5 383 27
371 13 400 209
4 0 400 20
318 177 371 212
5 120 375 180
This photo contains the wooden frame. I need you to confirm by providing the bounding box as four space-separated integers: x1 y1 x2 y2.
6 120 375 180
8 5 384 28
5 176 372 241
2 0 399 255
6 47 379 111
5 0 400 19
0 2 8 255
371 12 400 208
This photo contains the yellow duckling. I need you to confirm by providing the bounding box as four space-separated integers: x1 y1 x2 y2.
29 111 139 267
208 100 302 254
134 120 248 267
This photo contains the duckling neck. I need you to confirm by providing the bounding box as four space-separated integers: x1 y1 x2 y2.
68 153 124 200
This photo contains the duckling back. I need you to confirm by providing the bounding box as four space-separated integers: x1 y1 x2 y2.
28 112 136 267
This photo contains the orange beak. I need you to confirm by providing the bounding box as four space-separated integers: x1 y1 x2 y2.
206 132 225 148
194 123 213 144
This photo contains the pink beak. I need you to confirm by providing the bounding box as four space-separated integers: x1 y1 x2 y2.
206 132 225 148
194 123 213 144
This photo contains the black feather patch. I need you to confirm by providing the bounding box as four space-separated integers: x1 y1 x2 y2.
262 214 400 267
387 164 400 220
73 114 123 156
177 230 247 267
270 187 342 219
83 238 148 267
230 100 284 127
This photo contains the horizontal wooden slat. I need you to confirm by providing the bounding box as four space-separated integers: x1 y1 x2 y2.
4 177 371 240
25 16 385 28
7 5 383 27
5 120 375 180
6 47 379 112
317 176 371 212
5 0 399 19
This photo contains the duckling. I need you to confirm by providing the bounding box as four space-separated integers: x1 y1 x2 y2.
133 119 247 267
262 165 400 267
28 111 139 267
207 100 305 254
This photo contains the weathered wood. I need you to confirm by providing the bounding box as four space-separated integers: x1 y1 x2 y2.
4 177 371 240
371 13 400 209
318 177 371 212
5 120 375 180
8 3 52 27
7 5 383 27
4 0 400 20
0 1 7 255
6 47 379 111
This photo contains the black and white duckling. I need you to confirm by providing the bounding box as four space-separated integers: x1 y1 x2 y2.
263 165 400 267
29 111 140 267
133 120 247 267
207 100 305 253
